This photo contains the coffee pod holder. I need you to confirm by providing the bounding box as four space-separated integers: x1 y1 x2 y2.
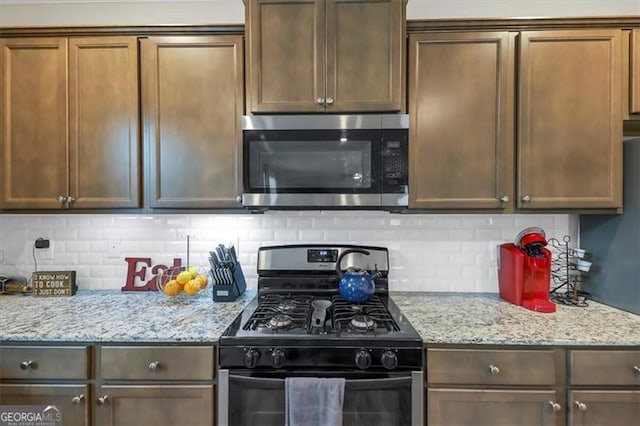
211 261 246 302
548 235 591 307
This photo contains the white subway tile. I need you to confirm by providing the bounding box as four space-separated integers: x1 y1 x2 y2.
65 241 91 253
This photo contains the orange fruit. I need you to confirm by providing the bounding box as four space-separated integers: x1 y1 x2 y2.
184 279 200 296
176 271 191 285
197 274 208 289
188 267 199 279
163 280 181 297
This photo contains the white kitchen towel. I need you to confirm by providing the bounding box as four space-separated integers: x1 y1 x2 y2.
285 377 345 426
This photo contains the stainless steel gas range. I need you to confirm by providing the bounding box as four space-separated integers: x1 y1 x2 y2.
218 244 423 426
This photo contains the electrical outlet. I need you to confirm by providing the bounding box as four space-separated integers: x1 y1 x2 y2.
38 241 54 260
108 239 121 258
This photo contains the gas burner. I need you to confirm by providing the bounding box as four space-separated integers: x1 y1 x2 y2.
350 314 376 332
267 314 294 330
277 299 298 312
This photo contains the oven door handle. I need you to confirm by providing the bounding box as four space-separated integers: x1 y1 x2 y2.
228 373 412 390
228 374 285 389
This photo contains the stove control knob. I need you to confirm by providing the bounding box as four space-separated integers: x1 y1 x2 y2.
244 348 260 368
355 349 372 370
381 350 398 370
271 348 286 369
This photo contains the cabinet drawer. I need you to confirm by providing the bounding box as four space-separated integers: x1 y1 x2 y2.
99 346 215 381
570 350 640 386
0 346 89 380
427 348 557 386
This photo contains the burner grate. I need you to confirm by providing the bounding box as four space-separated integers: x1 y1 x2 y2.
332 295 400 334
242 294 313 333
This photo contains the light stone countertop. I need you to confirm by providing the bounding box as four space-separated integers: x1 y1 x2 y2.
0 289 256 343
392 292 640 346
1 290 639 346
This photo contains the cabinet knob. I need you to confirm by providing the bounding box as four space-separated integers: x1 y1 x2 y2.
57 195 67 204
148 361 160 372
548 401 562 412
71 394 85 405
521 195 531 202
316 97 325 105
500 195 509 203
67 196 75 206
236 196 242 203
574 401 587 412
97 395 109 406
633 365 640 374
19 360 34 370
326 97 334 105
488 364 500 375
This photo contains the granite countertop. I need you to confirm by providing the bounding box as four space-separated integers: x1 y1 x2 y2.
392 292 640 346
0 289 256 343
1 290 639 346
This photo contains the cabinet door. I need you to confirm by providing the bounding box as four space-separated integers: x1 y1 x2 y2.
408 32 513 209
247 0 325 113
518 30 623 209
569 390 640 426
428 388 562 426
631 29 640 115
68 37 140 208
0 384 89 426
327 0 404 112
142 36 244 208
93 385 214 426
0 38 68 209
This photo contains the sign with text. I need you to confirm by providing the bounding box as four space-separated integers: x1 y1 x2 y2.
0 405 63 426
121 257 184 291
31 271 77 297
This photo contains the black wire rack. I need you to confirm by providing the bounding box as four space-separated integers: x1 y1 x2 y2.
548 235 591 307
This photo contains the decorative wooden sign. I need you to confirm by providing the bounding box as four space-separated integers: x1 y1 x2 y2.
121 257 184 291
32 271 77 297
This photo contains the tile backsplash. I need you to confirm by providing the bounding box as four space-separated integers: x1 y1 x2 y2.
0 212 578 292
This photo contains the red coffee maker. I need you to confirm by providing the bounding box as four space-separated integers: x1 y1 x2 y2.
498 227 556 313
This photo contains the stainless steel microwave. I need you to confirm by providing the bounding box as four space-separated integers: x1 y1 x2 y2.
242 114 408 209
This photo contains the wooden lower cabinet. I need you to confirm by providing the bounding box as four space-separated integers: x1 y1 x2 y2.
92 384 214 426
428 388 562 426
426 347 564 426
567 349 640 426
568 390 640 426
0 384 89 426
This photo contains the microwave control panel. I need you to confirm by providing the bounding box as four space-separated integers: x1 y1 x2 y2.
381 130 408 193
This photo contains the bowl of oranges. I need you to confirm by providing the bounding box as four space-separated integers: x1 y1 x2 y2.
157 266 209 302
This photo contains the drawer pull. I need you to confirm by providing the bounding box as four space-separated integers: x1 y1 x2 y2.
574 401 587 412
19 360 34 370
488 364 500 375
71 395 85 405
633 365 640 374
97 395 109 406
548 401 562 412
148 361 160 372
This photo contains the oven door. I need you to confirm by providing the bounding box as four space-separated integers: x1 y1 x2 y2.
218 369 423 426
242 119 382 208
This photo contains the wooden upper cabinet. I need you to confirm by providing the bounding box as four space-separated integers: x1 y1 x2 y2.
142 36 244 208
68 37 140 208
246 0 404 113
0 38 68 209
0 36 140 210
518 30 623 209
408 32 513 209
630 29 640 116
